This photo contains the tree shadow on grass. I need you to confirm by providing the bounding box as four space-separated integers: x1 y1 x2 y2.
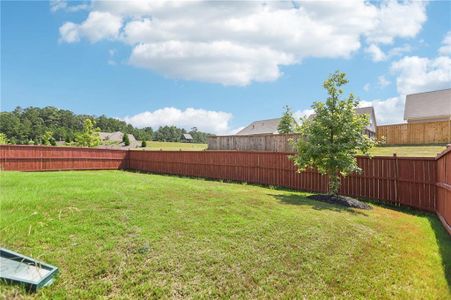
270 193 369 217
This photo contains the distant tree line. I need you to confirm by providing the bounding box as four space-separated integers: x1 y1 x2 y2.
0 106 213 145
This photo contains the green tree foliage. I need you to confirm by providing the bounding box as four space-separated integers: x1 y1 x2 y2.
277 105 295 134
141 140 147 147
123 133 130 146
153 126 185 142
0 107 154 144
41 131 55 146
151 126 213 143
74 119 101 147
187 127 213 144
0 133 8 144
291 71 375 195
0 106 212 145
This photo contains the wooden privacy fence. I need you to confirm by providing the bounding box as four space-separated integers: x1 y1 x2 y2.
208 134 299 152
377 120 451 145
0 145 449 232
0 145 128 171
436 147 451 231
128 151 438 213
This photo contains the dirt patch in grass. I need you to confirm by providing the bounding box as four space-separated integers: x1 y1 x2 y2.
308 194 372 210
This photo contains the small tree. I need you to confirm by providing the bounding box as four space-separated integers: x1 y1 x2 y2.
141 140 147 147
292 71 374 195
278 105 295 134
74 119 101 147
0 133 8 145
123 133 130 146
41 131 54 145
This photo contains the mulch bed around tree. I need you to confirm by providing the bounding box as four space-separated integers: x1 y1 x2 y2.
308 194 372 210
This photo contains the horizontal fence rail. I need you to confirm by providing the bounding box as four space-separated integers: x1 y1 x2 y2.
0 145 449 232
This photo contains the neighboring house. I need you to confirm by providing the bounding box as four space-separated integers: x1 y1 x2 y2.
99 131 139 148
182 133 193 142
236 118 282 135
308 106 377 138
356 106 377 138
404 88 451 123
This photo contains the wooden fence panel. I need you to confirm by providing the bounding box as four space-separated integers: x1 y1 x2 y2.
0 145 448 223
0 145 128 171
208 134 299 152
377 120 451 145
436 147 451 232
127 150 437 212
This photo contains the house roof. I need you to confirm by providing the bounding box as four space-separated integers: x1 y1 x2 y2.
183 133 193 140
404 88 451 121
99 131 136 143
236 118 281 135
307 106 377 132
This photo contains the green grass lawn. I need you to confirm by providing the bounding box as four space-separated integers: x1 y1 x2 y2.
143 141 207 151
368 145 447 157
141 142 446 156
0 171 449 299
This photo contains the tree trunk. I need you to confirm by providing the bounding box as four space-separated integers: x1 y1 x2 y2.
328 173 340 195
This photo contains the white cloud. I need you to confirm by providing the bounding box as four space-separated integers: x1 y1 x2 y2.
59 11 122 43
439 31 451 56
50 0 89 13
122 107 235 134
363 83 370 92
57 0 428 85
108 49 117 65
365 44 386 61
377 75 391 88
360 96 405 125
365 43 412 62
365 0 427 45
363 33 451 125
294 108 315 121
388 44 412 57
129 41 294 86
391 55 451 95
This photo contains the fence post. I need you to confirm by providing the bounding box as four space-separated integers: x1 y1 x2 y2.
394 153 399 206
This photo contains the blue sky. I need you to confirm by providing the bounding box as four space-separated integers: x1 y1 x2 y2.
1 0 450 134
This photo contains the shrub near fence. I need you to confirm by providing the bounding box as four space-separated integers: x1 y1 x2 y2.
0 145 449 232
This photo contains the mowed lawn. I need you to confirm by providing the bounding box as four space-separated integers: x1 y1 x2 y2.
0 171 449 299
140 141 445 156
144 141 207 151
369 145 446 157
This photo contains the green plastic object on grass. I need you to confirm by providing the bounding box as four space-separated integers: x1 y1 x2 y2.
0 247 58 292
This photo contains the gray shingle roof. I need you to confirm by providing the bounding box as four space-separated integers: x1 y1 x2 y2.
308 106 377 132
236 118 281 135
404 88 451 121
